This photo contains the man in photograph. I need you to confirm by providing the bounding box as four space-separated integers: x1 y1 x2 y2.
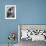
7 7 15 18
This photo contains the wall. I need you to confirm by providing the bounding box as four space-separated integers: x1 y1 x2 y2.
0 0 46 44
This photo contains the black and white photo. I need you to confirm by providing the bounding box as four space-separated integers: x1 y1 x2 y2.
5 5 16 19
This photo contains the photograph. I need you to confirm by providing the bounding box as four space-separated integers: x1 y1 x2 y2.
5 5 16 19
18 24 46 46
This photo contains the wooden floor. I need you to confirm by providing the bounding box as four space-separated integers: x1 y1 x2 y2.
0 40 46 46
19 39 46 46
0 44 18 46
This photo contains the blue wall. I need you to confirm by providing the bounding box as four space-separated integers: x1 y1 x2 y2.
0 0 46 44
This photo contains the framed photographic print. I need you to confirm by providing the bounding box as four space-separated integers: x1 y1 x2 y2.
5 5 16 19
18 24 46 42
